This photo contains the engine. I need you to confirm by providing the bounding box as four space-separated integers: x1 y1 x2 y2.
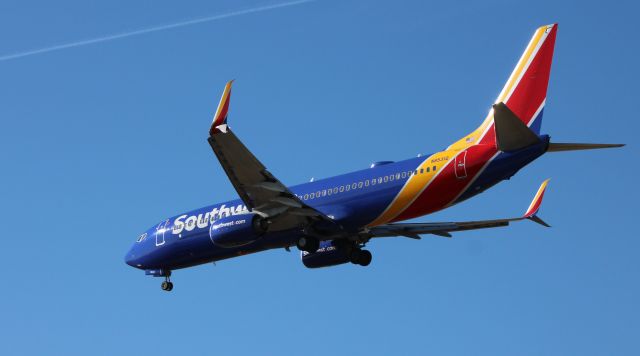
209 214 268 248
301 241 351 268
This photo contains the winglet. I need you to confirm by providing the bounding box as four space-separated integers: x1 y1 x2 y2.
524 179 551 227
210 80 234 135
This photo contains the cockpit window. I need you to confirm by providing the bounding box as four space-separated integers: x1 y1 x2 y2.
136 233 147 243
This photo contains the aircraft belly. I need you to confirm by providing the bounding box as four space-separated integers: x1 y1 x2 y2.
453 140 548 204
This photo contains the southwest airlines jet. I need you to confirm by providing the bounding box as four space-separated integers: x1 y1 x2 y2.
125 24 623 291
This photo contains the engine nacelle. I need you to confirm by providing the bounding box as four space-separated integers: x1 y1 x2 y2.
209 214 267 248
301 241 351 268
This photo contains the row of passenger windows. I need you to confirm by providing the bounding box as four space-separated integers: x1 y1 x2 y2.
298 166 438 201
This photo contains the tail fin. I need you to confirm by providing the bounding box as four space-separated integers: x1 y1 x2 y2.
449 24 558 150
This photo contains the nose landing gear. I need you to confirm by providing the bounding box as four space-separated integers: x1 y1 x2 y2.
161 273 173 292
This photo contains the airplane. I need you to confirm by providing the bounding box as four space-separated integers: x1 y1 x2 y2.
125 24 623 291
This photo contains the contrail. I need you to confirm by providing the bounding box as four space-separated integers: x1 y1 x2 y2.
0 0 314 62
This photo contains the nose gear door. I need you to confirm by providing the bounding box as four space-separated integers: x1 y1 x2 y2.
155 219 169 246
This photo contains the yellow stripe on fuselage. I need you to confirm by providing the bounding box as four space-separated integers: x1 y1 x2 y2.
367 151 453 227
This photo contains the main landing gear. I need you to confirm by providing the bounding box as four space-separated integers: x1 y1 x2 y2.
350 248 372 266
161 273 173 292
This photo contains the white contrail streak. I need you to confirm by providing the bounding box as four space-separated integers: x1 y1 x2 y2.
0 0 314 62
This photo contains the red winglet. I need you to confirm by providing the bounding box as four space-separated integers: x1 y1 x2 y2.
524 179 550 218
210 80 234 135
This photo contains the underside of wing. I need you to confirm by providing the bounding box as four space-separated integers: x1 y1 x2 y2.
207 81 340 232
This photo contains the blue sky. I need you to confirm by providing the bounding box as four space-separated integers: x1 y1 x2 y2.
1 0 638 355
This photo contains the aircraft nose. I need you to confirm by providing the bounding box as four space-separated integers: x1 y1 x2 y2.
124 251 136 267
124 246 141 268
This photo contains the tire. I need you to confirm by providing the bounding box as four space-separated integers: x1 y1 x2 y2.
358 250 372 266
161 281 170 291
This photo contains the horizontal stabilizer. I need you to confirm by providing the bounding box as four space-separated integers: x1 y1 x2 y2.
547 142 625 152
493 102 542 152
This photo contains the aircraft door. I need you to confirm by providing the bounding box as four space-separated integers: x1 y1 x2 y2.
155 219 170 246
455 151 467 179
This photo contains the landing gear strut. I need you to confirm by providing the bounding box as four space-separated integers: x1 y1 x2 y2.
296 236 320 253
350 249 372 266
160 273 173 292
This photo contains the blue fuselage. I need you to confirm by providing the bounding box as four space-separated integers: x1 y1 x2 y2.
124 138 548 271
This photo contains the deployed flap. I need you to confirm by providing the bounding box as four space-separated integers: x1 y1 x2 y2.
547 142 625 152
493 102 541 152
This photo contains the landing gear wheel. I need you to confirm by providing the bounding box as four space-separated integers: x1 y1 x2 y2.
350 249 362 264
350 249 372 266
161 275 174 292
358 250 372 266
296 236 320 253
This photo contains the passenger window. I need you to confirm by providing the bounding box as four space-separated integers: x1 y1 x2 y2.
396 173 401 180
383 176 388 183
433 165 437 171
401 172 407 178
352 183 357 189
339 186 344 192
346 184 351 191
420 169 424 174
333 187 338 194
358 181 363 188
137 233 147 243
316 191 321 197
389 174 394 181
426 167 430 172
378 177 383 184
310 192 315 199
371 179 376 185
304 194 309 200
327 189 332 196
364 180 369 187
322 190 327 197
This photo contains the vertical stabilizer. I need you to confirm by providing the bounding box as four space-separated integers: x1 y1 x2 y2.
448 24 558 151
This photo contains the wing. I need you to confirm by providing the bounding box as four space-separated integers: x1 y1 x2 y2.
207 81 339 232
363 180 551 240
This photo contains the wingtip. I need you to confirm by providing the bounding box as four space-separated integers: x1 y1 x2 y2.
524 179 550 218
527 215 551 228
210 80 234 135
